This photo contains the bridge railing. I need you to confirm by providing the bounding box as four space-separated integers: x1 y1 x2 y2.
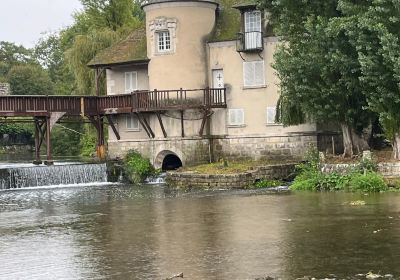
0 88 226 116
98 88 226 112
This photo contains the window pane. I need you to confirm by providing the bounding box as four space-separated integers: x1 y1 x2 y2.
245 11 261 32
157 31 171 51
126 115 139 129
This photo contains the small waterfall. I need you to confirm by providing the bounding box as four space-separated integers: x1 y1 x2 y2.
145 173 166 185
0 163 107 190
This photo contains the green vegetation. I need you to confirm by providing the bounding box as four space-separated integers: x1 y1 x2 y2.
123 150 155 184
262 0 400 159
180 160 288 175
0 0 145 157
291 146 388 192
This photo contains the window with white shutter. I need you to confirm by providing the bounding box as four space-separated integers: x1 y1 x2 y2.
124 71 137 93
228 109 245 126
266 106 277 124
243 61 265 87
126 114 139 130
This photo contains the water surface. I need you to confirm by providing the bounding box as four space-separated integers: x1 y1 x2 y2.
1 185 400 279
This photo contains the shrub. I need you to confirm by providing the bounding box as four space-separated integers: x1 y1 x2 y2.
346 172 388 192
290 146 386 192
123 150 155 184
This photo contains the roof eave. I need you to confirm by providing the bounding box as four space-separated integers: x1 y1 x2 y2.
87 59 150 69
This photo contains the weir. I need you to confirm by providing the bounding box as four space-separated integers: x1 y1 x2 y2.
0 163 107 190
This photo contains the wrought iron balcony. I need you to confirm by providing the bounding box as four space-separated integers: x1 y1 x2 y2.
236 31 264 52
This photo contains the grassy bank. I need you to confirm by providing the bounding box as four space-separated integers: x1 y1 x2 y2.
180 159 296 175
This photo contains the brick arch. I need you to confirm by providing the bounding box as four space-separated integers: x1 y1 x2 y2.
154 150 183 170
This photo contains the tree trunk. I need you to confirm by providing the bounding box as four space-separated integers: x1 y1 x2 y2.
392 133 400 160
351 126 371 154
341 123 354 158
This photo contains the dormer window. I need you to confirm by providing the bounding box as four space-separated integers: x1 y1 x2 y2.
235 6 264 52
157 31 171 52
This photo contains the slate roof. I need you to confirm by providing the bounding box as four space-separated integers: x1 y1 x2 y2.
87 26 148 68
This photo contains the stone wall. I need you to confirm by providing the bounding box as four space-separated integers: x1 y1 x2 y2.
211 133 318 161
0 83 10 95
321 162 400 178
166 163 296 189
108 132 341 168
108 137 211 167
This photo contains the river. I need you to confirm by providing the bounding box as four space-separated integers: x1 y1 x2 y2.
0 184 399 279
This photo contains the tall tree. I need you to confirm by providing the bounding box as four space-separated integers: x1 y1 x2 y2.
63 0 143 95
34 33 75 95
263 0 373 156
7 64 54 95
0 41 34 78
337 0 400 159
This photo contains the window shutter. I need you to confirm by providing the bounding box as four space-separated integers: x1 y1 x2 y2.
131 72 137 91
229 109 236 125
243 62 254 87
125 72 131 93
243 61 265 87
238 109 244 125
125 72 137 92
229 109 244 125
267 107 276 124
254 61 265 86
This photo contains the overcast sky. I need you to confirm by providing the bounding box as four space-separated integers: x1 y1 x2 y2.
0 0 82 48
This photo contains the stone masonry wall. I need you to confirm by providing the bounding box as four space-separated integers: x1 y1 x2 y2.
321 162 400 178
0 83 10 95
108 132 339 168
166 163 296 189
212 133 318 161
108 137 211 166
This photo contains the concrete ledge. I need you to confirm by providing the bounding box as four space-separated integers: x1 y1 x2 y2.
321 162 400 178
166 163 296 189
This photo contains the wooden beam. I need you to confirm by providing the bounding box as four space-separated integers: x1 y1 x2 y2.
105 115 120 140
199 109 209 137
139 113 155 138
180 110 184 138
135 113 152 138
156 112 167 138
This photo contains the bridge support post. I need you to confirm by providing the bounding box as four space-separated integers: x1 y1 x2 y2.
44 116 53 165
33 117 45 165
96 116 106 160
88 115 106 161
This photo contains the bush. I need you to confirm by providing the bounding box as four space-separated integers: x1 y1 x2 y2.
123 150 155 184
346 172 388 192
290 146 387 192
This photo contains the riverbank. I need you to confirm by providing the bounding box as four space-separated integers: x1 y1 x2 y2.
165 149 400 191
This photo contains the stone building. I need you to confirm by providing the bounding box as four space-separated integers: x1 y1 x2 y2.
88 0 340 169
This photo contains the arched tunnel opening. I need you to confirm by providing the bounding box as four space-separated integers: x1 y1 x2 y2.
162 154 183 171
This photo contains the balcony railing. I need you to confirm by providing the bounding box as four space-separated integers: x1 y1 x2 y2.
236 31 264 52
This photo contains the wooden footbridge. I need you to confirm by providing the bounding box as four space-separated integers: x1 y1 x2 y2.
0 88 226 164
